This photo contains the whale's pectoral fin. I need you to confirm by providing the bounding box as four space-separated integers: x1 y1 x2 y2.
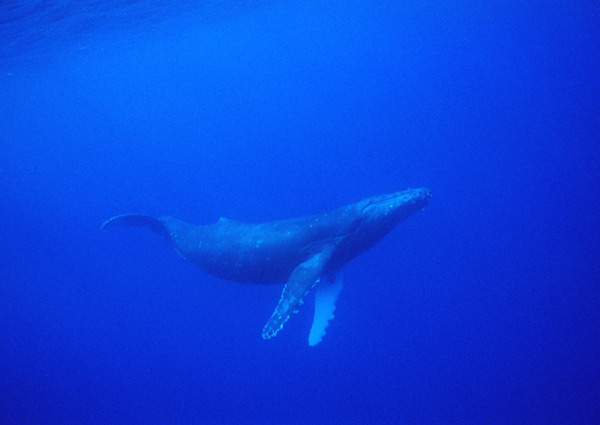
308 268 343 346
262 243 335 340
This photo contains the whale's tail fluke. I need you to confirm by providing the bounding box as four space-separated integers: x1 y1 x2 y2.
101 214 169 238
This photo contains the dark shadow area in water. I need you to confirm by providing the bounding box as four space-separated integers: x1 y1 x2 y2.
1 0 271 69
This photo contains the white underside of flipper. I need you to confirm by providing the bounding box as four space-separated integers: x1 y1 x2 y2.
308 269 343 346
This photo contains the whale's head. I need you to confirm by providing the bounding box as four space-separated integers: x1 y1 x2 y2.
358 188 431 238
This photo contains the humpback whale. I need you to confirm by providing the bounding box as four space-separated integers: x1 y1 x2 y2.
102 188 431 344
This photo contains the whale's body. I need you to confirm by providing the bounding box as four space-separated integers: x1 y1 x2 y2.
102 188 430 344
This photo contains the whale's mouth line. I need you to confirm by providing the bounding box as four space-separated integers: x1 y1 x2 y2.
360 192 404 215
360 189 431 217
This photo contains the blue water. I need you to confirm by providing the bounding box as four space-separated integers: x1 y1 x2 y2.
1 1 599 424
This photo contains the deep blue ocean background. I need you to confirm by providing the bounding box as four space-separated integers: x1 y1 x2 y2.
1 1 599 424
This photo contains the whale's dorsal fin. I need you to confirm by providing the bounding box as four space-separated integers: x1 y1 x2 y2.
217 216 243 225
262 242 335 340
